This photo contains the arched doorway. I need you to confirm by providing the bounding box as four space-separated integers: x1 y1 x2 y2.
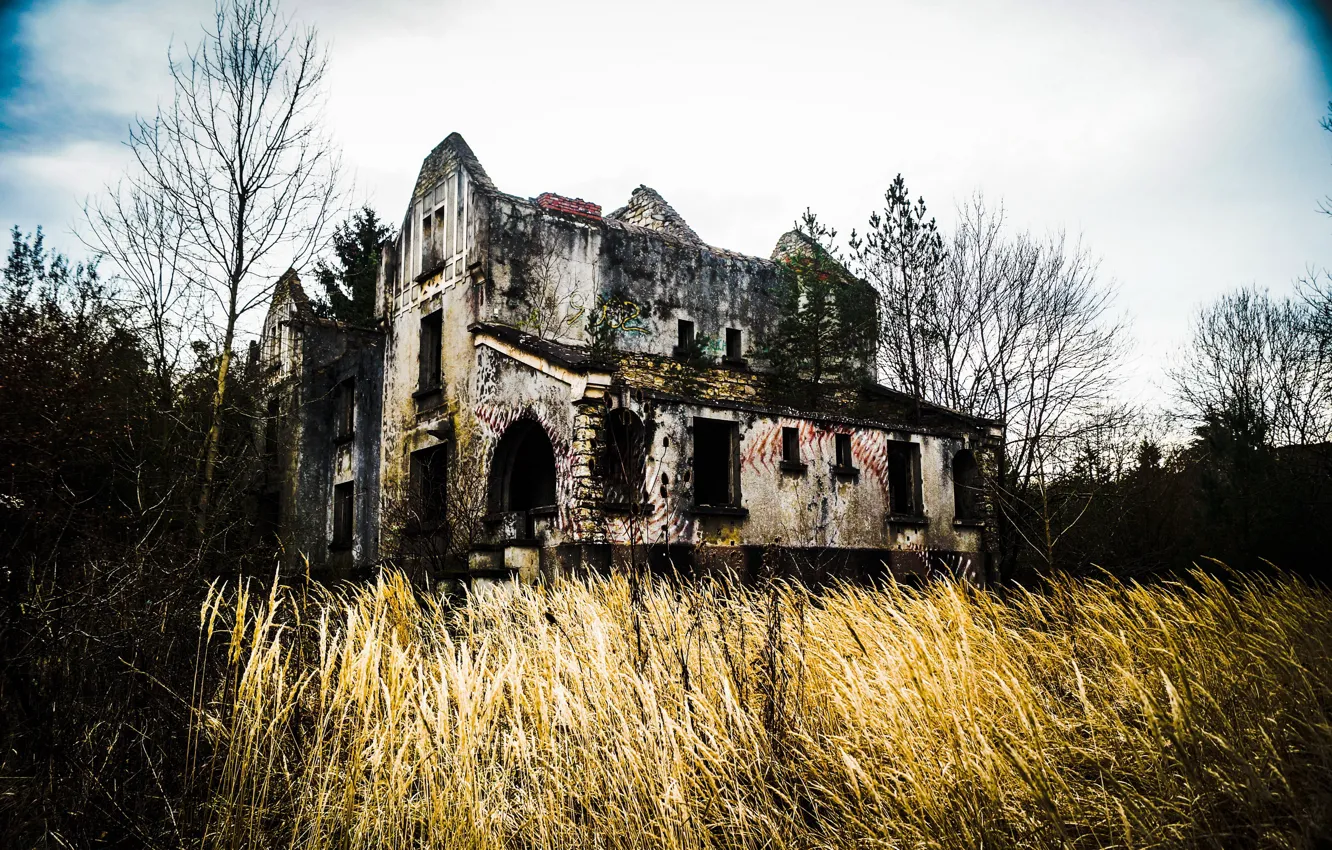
489 419 558 514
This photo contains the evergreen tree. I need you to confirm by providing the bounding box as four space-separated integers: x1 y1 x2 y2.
314 205 393 325
767 210 877 389
849 174 946 410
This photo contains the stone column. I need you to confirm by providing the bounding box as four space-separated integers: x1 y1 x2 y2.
569 399 607 545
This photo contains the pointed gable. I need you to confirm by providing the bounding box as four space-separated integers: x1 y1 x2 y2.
771 229 862 287
271 267 314 321
412 132 496 201
770 229 812 263
606 185 702 245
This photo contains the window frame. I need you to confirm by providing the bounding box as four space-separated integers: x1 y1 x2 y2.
724 327 745 364
674 318 696 356
418 310 444 394
779 425 807 474
334 378 355 443
952 448 983 524
691 417 745 514
886 439 924 518
833 432 858 478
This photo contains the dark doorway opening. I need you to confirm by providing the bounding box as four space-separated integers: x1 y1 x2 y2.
694 417 739 507
331 482 354 550
888 440 922 516
490 419 558 513
257 491 280 545
411 445 448 530
952 449 981 521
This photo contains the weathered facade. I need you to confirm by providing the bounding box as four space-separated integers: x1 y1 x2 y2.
260 133 1002 587
260 273 384 577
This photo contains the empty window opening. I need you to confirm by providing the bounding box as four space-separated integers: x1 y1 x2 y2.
887 440 922 516
726 327 742 360
411 445 449 529
257 491 280 544
835 433 855 470
782 426 801 464
421 214 433 271
332 481 354 549
677 319 695 353
953 449 981 522
335 379 355 441
419 179 458 276
489 420 558 513
603 409 647 505
402 217 413 281
433 207 446 267
454 169 466 255
693 417 739 507
263 397 280 460
419 310 443 391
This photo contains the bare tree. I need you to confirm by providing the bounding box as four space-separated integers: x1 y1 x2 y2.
119 0 340 535
1172 286 1332 447
866 195 1129 578
84 183 197 406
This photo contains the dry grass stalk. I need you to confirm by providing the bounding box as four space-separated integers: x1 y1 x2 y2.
196 569 1332 849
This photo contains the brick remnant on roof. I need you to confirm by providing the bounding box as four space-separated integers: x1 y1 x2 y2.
536 193 603 220
607 185 702 245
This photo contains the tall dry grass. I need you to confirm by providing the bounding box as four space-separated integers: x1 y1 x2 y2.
196 569 1332 849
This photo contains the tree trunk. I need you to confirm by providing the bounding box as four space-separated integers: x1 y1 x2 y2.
196 316 236 536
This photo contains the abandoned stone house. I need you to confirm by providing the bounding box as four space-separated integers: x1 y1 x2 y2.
259 132 1003 588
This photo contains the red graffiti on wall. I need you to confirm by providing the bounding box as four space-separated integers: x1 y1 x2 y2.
740 419 892 499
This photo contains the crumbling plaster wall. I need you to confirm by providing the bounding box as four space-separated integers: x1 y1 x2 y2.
483 198 781 367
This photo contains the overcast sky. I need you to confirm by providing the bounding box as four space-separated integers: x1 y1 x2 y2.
2 0 1331 405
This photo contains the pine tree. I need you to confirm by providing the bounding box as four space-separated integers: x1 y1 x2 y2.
314 205 393 325
849 174 945 411
767 210 877 390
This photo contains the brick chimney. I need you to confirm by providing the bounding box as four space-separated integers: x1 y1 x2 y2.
535 193 602 220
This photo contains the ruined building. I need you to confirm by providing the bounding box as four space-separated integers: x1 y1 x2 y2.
259 133 1002 587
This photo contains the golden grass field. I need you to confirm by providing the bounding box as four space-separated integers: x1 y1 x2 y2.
196 568 1332 849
